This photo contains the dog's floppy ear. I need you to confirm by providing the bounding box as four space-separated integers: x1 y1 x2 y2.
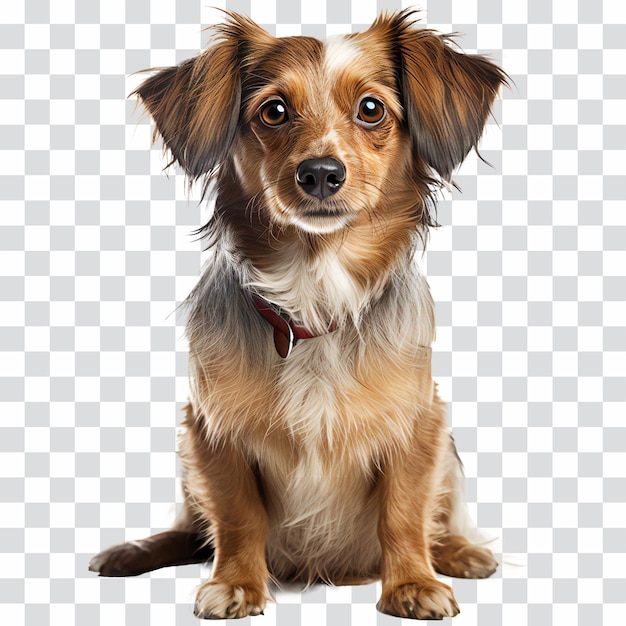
378 12 507 181
132 42 240 180
131 13 272 180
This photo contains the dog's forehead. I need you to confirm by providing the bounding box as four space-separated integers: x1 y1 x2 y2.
246 35 323 80
246 31 398 111
323 35 363 74
322 33 394 83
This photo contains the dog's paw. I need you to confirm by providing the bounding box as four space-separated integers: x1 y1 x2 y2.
377 580 460 620
194 581 267 620
433 536 498 579
89 542 149 577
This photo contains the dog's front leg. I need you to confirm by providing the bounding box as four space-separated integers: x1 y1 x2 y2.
376 406 460 620
191 441 269 620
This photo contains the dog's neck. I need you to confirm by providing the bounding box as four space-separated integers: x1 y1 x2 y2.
239 227 416 336
212 182 418 333
243 233 369 333
251 292 337 357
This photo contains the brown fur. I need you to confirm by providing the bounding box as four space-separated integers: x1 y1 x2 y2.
90 10 506 620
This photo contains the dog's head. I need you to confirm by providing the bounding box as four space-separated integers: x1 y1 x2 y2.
133 11 506 237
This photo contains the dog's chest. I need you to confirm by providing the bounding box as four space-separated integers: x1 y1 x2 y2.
254 338 434 582
259 444 381 582
274 338 346 450
264 324 432 459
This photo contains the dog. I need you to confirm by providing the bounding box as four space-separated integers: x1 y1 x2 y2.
89 10 507 620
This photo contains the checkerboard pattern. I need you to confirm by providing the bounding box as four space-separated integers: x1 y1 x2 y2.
1 0 625 624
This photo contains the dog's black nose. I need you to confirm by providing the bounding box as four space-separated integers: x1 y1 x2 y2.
296 157 346 200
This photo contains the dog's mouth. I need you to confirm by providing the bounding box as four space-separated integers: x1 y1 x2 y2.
300 205 348 219
264 189 353 234
281 186 355 231
289 203 353 234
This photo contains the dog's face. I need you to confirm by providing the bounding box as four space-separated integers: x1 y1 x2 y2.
134 11 506 237
236 33 406 234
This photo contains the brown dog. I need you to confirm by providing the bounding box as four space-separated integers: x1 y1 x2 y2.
89 11 506 620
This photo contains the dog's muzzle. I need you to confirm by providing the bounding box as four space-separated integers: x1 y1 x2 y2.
296 157 346 200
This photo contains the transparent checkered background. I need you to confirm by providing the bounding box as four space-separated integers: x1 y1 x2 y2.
1 0 625 624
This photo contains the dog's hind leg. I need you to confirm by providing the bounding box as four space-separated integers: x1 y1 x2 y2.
89 528 214 577
430 436 499 579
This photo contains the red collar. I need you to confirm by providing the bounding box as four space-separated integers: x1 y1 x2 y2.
251 293 337 358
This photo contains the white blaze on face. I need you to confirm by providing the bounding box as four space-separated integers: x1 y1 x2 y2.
323 35 361 77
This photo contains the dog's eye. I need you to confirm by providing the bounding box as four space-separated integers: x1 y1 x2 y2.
260 100 289 127
356 97 386 126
